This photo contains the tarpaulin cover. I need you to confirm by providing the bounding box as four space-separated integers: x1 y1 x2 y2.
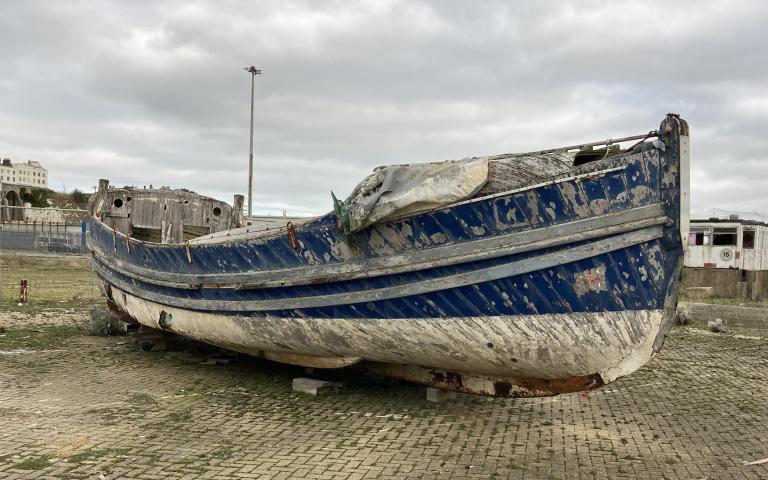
336 158 489 233
334 152 577 233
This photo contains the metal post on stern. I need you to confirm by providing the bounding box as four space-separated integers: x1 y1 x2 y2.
243 65 262 221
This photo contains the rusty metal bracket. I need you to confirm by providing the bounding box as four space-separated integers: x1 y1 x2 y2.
287 221 299 251
184 240 193 263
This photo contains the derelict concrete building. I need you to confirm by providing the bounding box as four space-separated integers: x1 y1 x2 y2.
683 215 768 299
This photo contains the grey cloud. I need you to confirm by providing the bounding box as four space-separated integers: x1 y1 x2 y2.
0 0 766 216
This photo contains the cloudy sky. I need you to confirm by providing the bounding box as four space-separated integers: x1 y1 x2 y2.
1 0 766 217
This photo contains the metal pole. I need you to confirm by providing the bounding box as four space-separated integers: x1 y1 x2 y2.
244 65 261 220
248 72 254 219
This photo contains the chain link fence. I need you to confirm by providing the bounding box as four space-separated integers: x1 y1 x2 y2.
0 252 101 309
1 207 101 309
1 206 89 254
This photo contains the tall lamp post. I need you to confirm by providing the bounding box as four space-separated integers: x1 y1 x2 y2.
244 65 261 219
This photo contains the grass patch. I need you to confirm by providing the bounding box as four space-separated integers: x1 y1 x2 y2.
14 455 50 470
127 392 158 407
86 407 120 425
681 296 768 308
209 445 235 461
66 448 128 464
0 253 99 310
166 409 192 423
0 324 81 350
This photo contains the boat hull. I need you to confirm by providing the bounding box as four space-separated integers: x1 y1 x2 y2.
89 114 689 397
104 281 676 397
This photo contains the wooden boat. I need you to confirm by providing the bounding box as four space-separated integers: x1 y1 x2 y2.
87 113 689 397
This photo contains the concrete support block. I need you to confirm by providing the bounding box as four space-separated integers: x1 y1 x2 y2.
292 377 342 396
684 286 713 301
426 387 457 403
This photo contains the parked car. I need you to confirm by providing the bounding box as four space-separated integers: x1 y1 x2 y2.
36 235 80 254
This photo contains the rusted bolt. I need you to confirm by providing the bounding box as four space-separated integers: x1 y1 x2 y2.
286 221 299 251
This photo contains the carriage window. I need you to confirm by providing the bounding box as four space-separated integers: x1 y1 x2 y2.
689 228 711 246
712 228 737 246
743 230 755 249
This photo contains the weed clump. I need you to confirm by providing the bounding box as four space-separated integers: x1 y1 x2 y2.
87 306 124 336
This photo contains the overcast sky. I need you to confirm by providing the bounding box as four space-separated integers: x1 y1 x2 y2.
1 0 766 217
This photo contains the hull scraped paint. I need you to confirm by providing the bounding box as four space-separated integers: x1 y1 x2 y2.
88 113 689 397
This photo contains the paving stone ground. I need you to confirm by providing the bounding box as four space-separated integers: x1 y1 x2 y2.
1 309 767 480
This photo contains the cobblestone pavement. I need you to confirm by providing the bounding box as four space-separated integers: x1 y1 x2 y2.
1 310 767 479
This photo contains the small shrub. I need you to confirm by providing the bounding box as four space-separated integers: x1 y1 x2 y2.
87 306 124 336
675 304 694 325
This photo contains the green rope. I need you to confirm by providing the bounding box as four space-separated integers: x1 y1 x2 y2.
330 191 351 233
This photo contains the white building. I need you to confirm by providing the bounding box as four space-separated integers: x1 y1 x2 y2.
0 158 48 188
685 217 768 271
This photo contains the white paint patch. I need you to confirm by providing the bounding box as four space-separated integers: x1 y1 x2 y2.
429 232 447 244
558 182 591 218
589 198 610 215
505 207 519 224
367 229 397 255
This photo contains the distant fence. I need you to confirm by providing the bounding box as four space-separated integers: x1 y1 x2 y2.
0 207 89 254
0 251 100 308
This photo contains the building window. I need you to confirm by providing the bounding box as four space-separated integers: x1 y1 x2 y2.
712 228 737 246
689 227 711 246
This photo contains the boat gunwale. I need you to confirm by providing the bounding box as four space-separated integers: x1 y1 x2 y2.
92 225 664 312
90 203 668 289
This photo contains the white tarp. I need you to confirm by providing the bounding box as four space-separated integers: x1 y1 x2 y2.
341 158 489 233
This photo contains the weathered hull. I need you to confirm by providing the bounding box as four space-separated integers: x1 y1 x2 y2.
88 114 689 397
104 282 676 396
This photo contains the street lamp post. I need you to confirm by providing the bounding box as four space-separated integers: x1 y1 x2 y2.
244 65 261 219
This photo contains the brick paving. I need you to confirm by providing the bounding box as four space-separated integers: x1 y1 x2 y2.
1 310 767 479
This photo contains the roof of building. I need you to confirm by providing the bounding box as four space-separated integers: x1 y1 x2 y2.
691 218 768 227
0 158 46 169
